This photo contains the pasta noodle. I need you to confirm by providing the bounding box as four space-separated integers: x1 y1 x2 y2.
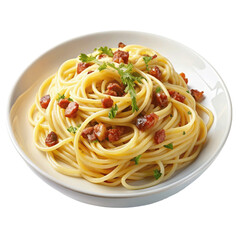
28 43 213 190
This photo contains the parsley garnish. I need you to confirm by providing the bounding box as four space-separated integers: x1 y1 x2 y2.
79 53 96 63
183 131 186 135
91 139 98 143
108 104 118 119
153 169 162 180
163 143 173 150
97 46 113 57
68 97 73 102
108 63 143 112
187 111 192 115
156 86 162 93
130 155 141 165
143 55 152 71
57 93 65 101
98 62 108 71
186 90 190 93
67 126 78 134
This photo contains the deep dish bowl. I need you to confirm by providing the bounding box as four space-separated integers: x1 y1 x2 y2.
7 31 232 207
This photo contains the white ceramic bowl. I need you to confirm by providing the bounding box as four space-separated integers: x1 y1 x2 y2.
7 31 232 207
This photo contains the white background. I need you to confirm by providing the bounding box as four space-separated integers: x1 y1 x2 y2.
1 0 239 239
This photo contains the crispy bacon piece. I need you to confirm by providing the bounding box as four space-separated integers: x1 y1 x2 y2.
65 102 79 118
45 131 58 147
154 129 166 144
152 54 157 59
98 54 107 59
115 126 127 135
105 89 118 96
136 113 159 131
58 98 70 109
118 42 126 48
81 127 97 141
180 72 188 84
87 71 94 74
113 50 129 64
107 129 121 142
149 66 162 81
168 90 186 103
153 92 168 108
94 123 108 141
191 89 204 102
107 83 124 96
77 62 91 74
101 96 114 108
40 95 50 109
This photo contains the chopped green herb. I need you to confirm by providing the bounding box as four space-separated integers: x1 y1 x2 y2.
68 97 73 102
130 155 141 165
153 169 162 180
79 53 96 63
183 131 186 135
187 111 192 115
107 63 143 112
91 139 98 143
186 90 190 93
108 104 118 119
57 93 65 101
67 126 78 134
77 124 81 128
163 143 173 150
97 46 114 57
143 55 152 71
98 62 108 71
156 86 162 93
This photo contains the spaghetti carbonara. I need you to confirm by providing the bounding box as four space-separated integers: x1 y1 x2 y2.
28 42 213 189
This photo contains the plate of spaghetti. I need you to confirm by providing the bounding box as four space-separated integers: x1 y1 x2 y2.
8 31 231 207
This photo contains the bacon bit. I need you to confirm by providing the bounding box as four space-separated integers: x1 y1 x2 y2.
77 62 91 74
154 129 166 144
40 95 50 109
115 126 127 135
65 102 79 118
45 131 58 147
152 54 157 59
108 129 121 142
168 90 186 103
81 127 97 141
113 50 129 64
107 83 124 96
101 96 114 108
136 113 159 131
180 72 188 84
149 66 162 81
153 92 168 108
87 71 94 74
58 98 70 109
105 89 118 96
94 123 108 141
191 89 204 102
98 54 107 59
118 42 126 48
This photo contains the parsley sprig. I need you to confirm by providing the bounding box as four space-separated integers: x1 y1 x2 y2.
108 104 118 119
96 46 113 57
67 126 78 134
107 63 142 112
130 155 141 165
163 143 173 150
143 56 153 71
153 169 162 180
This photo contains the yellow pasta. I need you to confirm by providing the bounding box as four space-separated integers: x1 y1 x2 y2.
28 44 213 190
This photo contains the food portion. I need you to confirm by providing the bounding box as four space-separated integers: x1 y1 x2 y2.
28 43 213 189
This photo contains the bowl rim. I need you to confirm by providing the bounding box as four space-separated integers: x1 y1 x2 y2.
6 30 233 198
